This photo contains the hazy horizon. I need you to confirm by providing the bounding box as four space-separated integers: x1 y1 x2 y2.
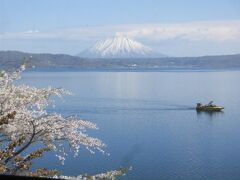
0 0 240 57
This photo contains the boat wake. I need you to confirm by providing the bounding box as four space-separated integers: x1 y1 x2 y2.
117 105 196 112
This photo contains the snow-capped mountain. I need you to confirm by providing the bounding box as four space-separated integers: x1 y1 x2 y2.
78 36 165 58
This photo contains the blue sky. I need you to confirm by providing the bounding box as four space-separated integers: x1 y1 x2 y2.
0 0 240 56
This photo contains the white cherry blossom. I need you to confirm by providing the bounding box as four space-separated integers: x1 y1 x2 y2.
0 65 105 163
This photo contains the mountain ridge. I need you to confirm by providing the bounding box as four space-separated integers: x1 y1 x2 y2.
1 50 240 70
78 36 166 58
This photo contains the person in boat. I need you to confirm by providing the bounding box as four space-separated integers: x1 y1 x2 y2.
207 101 215 107
196 101 224 111
196 103 202 108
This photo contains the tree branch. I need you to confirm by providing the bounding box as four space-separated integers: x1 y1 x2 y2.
4 121 36 164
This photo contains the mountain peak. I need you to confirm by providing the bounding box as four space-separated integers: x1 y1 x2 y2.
78 36 165 58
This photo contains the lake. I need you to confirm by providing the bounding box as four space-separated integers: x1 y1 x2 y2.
19 70 240 180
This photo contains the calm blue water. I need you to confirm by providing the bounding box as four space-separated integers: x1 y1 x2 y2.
19 70 240 180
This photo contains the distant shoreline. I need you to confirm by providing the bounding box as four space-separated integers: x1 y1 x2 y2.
1 50 240 71
25 67 240 73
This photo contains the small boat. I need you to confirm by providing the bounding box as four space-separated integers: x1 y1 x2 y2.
196 101 224 112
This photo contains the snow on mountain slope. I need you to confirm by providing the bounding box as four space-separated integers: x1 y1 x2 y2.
78 36 166 58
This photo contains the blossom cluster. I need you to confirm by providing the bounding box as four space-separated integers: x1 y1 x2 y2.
0 65 105 163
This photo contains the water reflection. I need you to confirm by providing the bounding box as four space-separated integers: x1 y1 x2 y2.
20 70 240 180
196 110 224 118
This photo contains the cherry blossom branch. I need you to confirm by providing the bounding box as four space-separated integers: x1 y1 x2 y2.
4 121 36 164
